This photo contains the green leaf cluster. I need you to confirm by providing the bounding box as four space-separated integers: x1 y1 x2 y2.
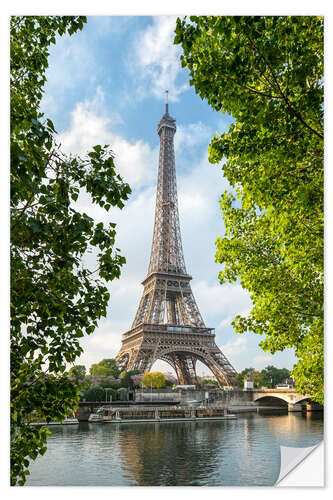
81 385 106 402
89 358 120 378
10 16 131 485
68 365 86 381
175 16 323 404
141 372 166 389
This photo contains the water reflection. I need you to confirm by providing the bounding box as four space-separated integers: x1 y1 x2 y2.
25 411 323 486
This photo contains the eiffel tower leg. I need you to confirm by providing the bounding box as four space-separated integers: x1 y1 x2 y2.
196 352 237 388
161 353 183 385
129 350 154 373
186 357 198 385
175 355 194 385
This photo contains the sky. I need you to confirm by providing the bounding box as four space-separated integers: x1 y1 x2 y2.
38 15 299 377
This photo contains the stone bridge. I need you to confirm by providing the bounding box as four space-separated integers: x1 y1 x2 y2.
252 389 316 411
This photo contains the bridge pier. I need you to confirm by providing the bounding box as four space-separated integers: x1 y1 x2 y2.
288 403 303 412
305 403 323 412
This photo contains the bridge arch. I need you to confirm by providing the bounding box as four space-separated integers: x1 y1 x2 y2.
293 396 312 405
254 391 312 407
253 394 290 407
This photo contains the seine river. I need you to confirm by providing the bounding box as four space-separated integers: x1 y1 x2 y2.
25 411 323 487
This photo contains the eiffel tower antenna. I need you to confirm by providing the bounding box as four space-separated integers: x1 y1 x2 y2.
165 89 168 113
116 101 237 387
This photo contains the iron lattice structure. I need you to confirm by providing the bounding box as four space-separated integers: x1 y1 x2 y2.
116 102 237 387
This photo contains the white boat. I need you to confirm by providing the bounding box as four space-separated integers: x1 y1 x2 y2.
88 413 103 422
62 417 79 424
30 412 79 426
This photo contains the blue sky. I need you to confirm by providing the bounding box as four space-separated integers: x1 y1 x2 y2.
40 15 297 376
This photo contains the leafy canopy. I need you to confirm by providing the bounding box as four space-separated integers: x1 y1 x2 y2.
68 365 86 381
89 358 120 378
10 16 131 485
141 372 166 389
82 385 106 402
175 16 323 404
235 366 291 389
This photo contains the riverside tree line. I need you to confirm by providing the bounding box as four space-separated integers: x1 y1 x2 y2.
68 359 293 402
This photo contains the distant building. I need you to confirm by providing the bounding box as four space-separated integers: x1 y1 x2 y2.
173 385 196 391
275 378 295 389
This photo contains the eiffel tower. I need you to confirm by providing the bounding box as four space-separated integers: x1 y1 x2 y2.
116 95 237 387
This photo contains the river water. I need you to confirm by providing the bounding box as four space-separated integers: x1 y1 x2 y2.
25 411 323 487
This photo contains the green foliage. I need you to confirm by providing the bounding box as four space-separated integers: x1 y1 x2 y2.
82 385 106 402
89 358 120 378
10 16 131 485
260 365 291 388
117 387 128 401
119 370 133 388
175 16 323 404
235 368 259 389
104 388 117 402
141 372 166 389
68 365 86 381
95 377 121 389
119 369 141 388
235 366 290 389
127 369 141 376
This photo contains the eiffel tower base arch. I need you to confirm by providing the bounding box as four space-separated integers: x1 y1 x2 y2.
116 324 237 388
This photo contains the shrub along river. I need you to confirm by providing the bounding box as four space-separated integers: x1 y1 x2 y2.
25 410 323 486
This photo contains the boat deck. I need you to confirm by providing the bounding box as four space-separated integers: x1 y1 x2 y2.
103 415 236 424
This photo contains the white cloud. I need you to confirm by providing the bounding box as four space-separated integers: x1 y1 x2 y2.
129 16 187 101
76 325 122 370
174 122 212 153
220 336 247 360
192 281 252 322
42 30 95 97
252 353 273 369
57 89 158 189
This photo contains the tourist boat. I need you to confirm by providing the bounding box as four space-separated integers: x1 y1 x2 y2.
88 413 104 422
30 412 79 426
95 405 237 423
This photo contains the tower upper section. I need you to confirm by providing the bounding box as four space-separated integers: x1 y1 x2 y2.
147 103 187 275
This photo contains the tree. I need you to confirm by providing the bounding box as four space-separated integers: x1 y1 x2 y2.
119 370 133 388
117 387 128 401
130 374 144 388
104 388 117 402
10 16 131 485
235 368 267 389
94 376 121 389
175 16 323 404
89 358 120 378
260 366 291 388
68 365 86 381
141 372 166 389
82 385 106 402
